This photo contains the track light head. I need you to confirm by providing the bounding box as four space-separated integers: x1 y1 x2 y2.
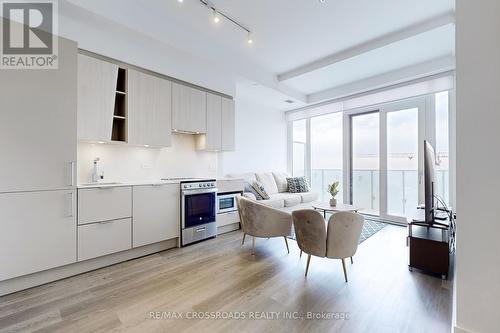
247 32 253 44
213 9 220 23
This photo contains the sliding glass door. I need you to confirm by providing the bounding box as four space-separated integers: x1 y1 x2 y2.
348 98 424 222
382 100 423 222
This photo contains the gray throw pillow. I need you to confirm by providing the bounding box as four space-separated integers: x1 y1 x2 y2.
286 177 310 193
252 181 270 200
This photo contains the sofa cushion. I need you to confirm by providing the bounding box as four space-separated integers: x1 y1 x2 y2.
260 198 285 209
256 172 279 194
252 181 270 200
287 177 310 193
269 193 302 207
242 192 257 201
299 192 318 203
273 172 290 193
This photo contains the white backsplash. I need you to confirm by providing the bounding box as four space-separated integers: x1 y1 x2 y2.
78 133 218 184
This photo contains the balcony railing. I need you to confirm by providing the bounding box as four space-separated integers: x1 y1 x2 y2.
311 169 449 215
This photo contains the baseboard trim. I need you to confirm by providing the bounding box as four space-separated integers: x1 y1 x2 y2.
454 325 473 333
218 223 240 235
0 238 178 296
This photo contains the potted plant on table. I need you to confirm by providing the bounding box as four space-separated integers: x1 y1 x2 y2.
327 181 340 207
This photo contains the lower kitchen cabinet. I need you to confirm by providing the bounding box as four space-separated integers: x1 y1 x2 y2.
133 184 179 247
0 190 77 281
78 218 132 261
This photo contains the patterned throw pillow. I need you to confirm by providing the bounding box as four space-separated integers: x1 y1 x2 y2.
244 182 264 200
286 177 310 193
252 181 270 200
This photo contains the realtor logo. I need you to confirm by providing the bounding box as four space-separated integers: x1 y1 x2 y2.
1 0 58 69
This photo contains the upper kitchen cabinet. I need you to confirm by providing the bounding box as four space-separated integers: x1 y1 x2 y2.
203 93 222 151
221 97 236 151
128 70 172 147
77 54 118 142
0 38 77 193
171 82 207 133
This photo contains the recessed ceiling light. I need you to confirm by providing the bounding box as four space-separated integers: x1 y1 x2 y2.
178 0 183 3
97 141 105 144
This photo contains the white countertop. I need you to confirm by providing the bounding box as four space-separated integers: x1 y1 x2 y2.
77 179 183 188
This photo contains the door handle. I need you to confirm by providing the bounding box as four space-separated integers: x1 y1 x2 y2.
68 161 75 187
196 227 206 232
67 192 74 217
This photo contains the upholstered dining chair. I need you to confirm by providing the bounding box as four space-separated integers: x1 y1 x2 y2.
236 196 292 254
292 209 364 282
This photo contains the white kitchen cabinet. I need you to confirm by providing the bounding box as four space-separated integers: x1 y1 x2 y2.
0 190 77 281
78 187 132 225
221 97 236 151
77 54 118 142
171 82 207 133
0 38 77 193
128 70 172 147
78 218 132 261
204 93 223 151
133 184 179 247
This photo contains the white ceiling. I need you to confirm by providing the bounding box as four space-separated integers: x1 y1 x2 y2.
65 0 455 110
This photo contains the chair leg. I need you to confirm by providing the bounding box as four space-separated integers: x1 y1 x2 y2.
252 236 256 254
305 254 312 277
350 256 353 264
341 259 348 283
284 237 290 254
241 233 246 246
300 250 302 258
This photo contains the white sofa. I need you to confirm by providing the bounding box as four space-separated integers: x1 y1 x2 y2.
226 172 318 209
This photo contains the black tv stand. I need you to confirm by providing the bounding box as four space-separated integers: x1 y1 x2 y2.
407 211 452 279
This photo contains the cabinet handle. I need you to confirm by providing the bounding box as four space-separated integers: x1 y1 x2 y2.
67 192 74 217
68 161 75 187
196 227 206 232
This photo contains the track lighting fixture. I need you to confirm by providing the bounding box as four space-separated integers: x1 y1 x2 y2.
196 0 254 44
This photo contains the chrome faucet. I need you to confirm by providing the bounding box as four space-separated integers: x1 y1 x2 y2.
91 157 104 183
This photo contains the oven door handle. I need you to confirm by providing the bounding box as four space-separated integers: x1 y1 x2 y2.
182 188 218 196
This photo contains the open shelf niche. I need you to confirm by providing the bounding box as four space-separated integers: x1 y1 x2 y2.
112 67 127 142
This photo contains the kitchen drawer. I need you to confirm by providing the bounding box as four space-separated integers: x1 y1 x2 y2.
217 211 240 228
78 218 132 261
78 186 132 225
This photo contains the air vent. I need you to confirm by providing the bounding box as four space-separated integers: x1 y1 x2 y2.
284 99 295 104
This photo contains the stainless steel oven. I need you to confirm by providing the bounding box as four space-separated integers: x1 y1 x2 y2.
217 192 240 214
181 180 217 246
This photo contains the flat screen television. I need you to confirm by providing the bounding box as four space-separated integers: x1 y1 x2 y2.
424 140 436 224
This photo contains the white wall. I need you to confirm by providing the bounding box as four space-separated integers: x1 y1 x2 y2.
78 134 217 184
221 97 288 175
455 1 500 332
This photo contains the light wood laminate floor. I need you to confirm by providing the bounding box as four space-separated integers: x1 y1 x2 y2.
0 225 452 333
